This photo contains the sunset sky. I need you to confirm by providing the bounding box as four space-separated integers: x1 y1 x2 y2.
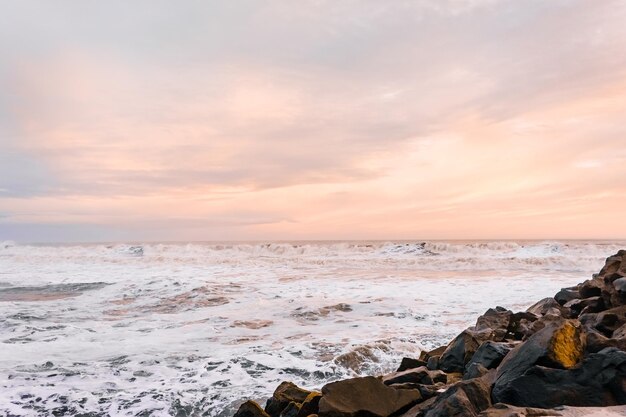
1 0 626 242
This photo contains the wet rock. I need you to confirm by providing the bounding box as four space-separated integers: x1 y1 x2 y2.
280 402 302 417
265 382 312 417
235 401 272 417
508 312 539 340
318 376 422 417
580 278 603 299
419 346 446 362
593 306 626 337
475 307 513 341
426 356 439 371
397 358 427 372
464 363 489 380
554 288 580 306
467 341 512 371
490 347 626 408
383 367 447 386
296 393 322 417
388 382 446 401
439 329 491 373
564 297 604 317
526 298 567 318
422 371 495 417
492 319 585 404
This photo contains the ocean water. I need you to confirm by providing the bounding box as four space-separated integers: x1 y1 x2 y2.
0 240 623 416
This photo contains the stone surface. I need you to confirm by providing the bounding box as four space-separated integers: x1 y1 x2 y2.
318 376 422 417
422 371 495 417
397 358 428 372
235 401 272 417
266 382 312 417
467 341 512 371
383 367 447 386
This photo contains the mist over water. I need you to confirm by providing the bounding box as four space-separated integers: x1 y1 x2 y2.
0 240 623 416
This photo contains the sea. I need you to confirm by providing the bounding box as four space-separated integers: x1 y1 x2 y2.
0 240 624 416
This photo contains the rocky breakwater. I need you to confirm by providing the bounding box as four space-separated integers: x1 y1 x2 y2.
233 251 626 417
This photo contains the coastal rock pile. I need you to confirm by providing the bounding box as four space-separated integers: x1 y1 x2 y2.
233 251 626 417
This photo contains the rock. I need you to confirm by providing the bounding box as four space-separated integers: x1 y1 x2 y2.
297 393 322 417
426 356 439 371
464 363 489 380
580 279 603 298
554 287 580 306
475 307 513 342
564 296 604 317
265 382 312 417
422 371 495 417
235 401 272 417
419 346 446 362
388 382 446 401
318 376 422 417
594 306 626 337
439 329 491 373
526 298 567 318
467 341 512 371
492 319 585 404
397 358 428 372
490 347 626 408
383 367 447 386
584 328 626 353
508 312 539 340
398 397 438 417
280 402 302 417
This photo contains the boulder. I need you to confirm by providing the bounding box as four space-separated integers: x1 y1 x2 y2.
280 402 302 417
318 376 422 417
526 298 567 318
593 306 626 337
266 382 312 417
492 319 585 404
297 393 322 417
464 363 489 380
564 296 604 317
383 366 447 386
507 312 539 340
475 307 513 342
422 371 495 417
235 401 272 417
490 347 626 408
439 329 492 373
426 356 439 371
478 403 560 417
419 346 446 362
554 287 580 306
397 358 428 372
467 341 512 371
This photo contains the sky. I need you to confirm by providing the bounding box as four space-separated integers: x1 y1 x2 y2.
1 0 626 242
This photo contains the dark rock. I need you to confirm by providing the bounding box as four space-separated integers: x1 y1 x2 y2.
580 279 603 298
266 382 312 417
492 319 585 404
419 346 446 362
508 312 539 340
594 306 626 337
422 371 495 417
235 401 272 417
280 402 302 417
318 376 422 417
464 363 489 380
426 356 439 371
397 358 428 372
439 329 492 373
584 328 626 353
397 397 438 417
526 298 567 318
389 382 446 401
490 348 626 408
383 367 447 386
467 341 512 371
297 393 322 417
564 296 604 317
475 308 513 342
554 288 580 306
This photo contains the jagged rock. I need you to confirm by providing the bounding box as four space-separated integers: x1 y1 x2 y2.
297 393 322 417
554 287 580 306
398 397 438 417
564 296 604 317
490 348 626 408
580 278 603 298
475 307 513 342
464 363 489 380
383 366 447 386
318 376 422 417
280 402 302 417
584 328 626 353
593 306 626 337
439 329 492 373
492 319 585 404
508 312 539 340
397 358 428 372
389 382 446 401
419 346 446 362
235 401 272 417
526 298 567 318
426 356 439 371
422 371 495 417
467 341 513 371
266 382 312 417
